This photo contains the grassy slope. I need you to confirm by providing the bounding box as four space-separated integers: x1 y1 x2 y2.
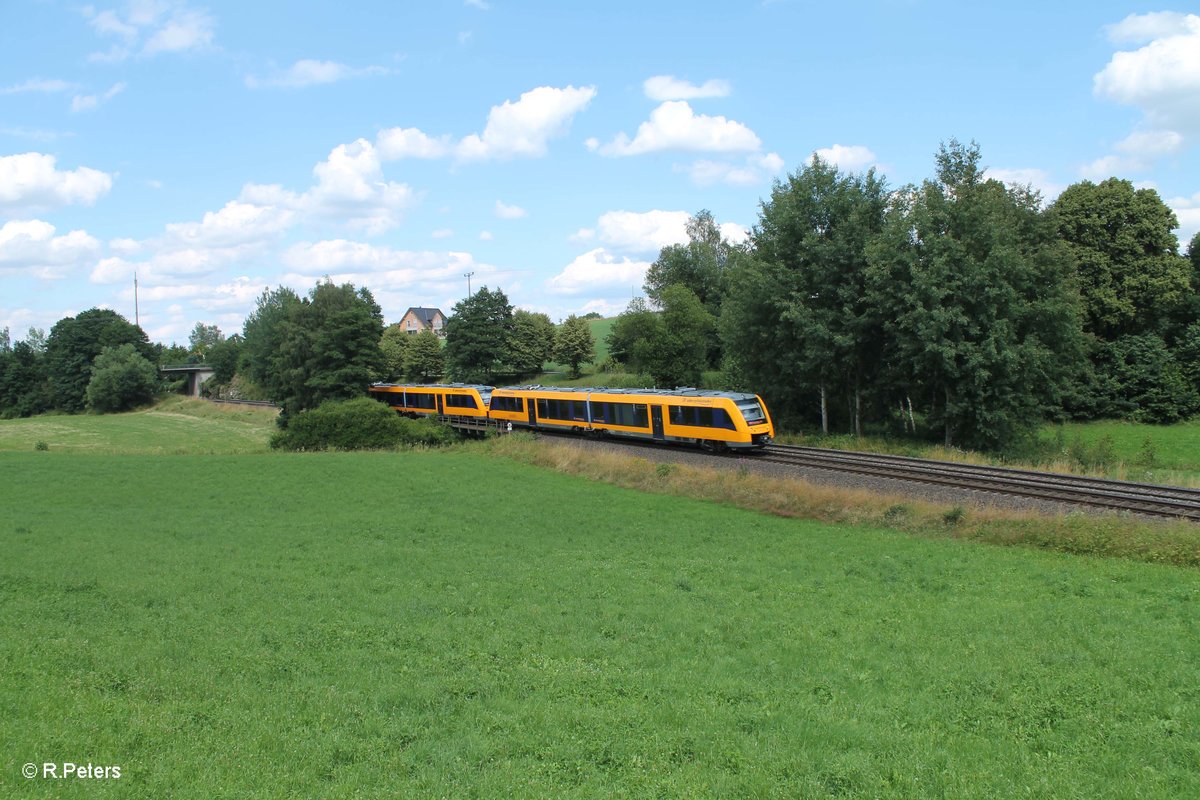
2 450 1199 798
0 397 276 455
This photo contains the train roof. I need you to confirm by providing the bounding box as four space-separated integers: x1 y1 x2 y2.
494 385 759 401
370 382 494 392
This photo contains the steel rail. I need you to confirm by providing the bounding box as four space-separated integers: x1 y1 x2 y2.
759 444 1200 521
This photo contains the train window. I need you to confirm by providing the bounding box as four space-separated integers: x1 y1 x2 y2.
407 393 436 410
668 405 734 429
491 396 523 413
736 399 765 424
445 394 479 409
600 401 648 428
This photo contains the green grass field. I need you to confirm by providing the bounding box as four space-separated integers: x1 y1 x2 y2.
3 446 1199 797
0 397 276 455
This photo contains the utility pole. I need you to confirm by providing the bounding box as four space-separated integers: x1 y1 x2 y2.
134 272 140 328
464 271 475 296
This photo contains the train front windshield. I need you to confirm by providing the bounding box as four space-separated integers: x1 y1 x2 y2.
736 398 766 425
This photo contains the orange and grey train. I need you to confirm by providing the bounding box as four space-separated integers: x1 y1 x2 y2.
369 383 774 451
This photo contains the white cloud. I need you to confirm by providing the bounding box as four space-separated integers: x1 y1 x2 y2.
1115 129 1184 156
432 228 454 239
589 210 689 253
375 85 595 164
494 200 527 219
1080 154 1141 181
245 60 390 89
0 220 101 278
1 78 75 94
376 127 453 159
71 81 126 113
596 101 761 156
547 248 652 295
465 0 490 9
574 209 747 253
0 153 113 212
143 7 215 54
1168 191 1200 246
1104 11 1192 45
479 230 493 241
1093 13 1200 138
84 1 215 60
812 144 877 172
163 200 295 248
688 152 785 186
985 168 1064 202
643 75 731 101
456 85 597 161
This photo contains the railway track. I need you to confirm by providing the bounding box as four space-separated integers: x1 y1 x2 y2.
759 444 1200 521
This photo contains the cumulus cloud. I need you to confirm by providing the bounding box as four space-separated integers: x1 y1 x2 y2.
688 152 785 186
985 168 1064 202
811 144 878 173
374 85 595 164
643 75 731 101
0 220 101 278
244 139 417 235
572 209 747 254
494 200 527 219
594 101 761 156
84 1 215 61
456 85 597 161
376 127 453 159
547 248 653 295
0 153 113 212
245 59 390 89
1092 11 1200 167
1168 191 1200 246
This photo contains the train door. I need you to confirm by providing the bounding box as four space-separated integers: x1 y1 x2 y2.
436 393 444 415
651 405 665 440
527 400 537 428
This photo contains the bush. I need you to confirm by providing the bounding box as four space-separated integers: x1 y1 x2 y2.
269 397 457 451
86 344 160 413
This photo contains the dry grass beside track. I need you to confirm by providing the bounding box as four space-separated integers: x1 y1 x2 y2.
479 434 1200 568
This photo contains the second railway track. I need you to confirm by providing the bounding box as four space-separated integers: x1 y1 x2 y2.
758 444 1200 521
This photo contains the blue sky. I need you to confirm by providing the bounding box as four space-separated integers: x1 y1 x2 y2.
2 0 1198 344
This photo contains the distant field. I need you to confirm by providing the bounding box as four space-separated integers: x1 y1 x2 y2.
2 450 1199 797
542 315 616 375
0 397 276 455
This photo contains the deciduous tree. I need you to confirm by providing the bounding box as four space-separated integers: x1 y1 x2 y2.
553 314 595 379
45 309 151 413
85 343 159 412
508 309 555 376
405 328 444 382
443 287 514 383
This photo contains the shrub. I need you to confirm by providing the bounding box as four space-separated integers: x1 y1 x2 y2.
86 344 160 413
270 397 456 451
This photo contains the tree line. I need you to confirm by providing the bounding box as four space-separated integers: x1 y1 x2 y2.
608 141 1199 450
4 139 1195 451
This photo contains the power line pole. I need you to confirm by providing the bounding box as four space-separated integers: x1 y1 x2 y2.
134 272 140 328
464 271 474 296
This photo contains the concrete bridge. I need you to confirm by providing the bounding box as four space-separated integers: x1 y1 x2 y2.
160 364 215 397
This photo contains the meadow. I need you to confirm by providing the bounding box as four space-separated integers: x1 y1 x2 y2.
3 437 1199 796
